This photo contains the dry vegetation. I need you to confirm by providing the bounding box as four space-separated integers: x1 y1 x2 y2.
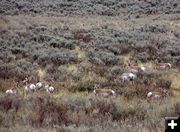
0 0 180 131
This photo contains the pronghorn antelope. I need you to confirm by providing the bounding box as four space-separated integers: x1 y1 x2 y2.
43 78 55 93
127 63 146 74
147 92 161 99
46 84 55 93
5 81 19 94
156 63 172 70
93 84 116 97
147 89 168 100
120 72 136 82
128 66 146 74
128 73 136 80
35 80 50 90
23 77 36 92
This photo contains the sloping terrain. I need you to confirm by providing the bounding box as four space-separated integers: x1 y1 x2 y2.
0 0 179 17
0 0 180 131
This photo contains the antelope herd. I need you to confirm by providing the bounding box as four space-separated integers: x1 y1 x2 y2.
5 81 18 94
5 77 55 95
5 62 172 100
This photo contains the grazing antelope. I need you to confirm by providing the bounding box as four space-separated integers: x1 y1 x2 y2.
120 74 130 82
5 81 19 95
129 66 146 74
120 72 136 82
45 78 55 93
128 73 136 80
23 77 36 92
93 84 116 97
35 80 50 90
46 84 55 93
156 63 172 70
127 63 146 74
147 92 161 99
147 89 168 100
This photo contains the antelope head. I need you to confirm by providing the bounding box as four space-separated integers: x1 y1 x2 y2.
94 84 100 90
161 89 169 96
15 81 19 87
93 84 100 94
167 63 172 68
22 77 29 85
50 78 55 83
23 77 28 82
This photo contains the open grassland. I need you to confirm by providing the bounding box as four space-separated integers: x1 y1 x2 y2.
0 92 179 132
0 0 180 131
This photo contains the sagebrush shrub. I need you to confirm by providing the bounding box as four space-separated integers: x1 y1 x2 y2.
110 66 125 75
97 51 118 66
70 80 95 92
156 79 172 89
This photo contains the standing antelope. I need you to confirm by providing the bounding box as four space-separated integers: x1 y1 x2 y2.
5 81 19 95
46 84 55 93
36 80 50 90
127 63 146 74
120 72 136 82
40 78 55 93
147 89 168 100
93 84 116 97
156 63 172 70
147 92 161 99
23 77 36 92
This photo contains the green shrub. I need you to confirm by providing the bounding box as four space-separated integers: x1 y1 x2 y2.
51 51 78 65
36 98 69 127
156 79 172 89
70 80 95 92
110 66 125 75
49 38 75 50
11 47 27 55
97 51 118 66
0 112 3 126
0 51 14 63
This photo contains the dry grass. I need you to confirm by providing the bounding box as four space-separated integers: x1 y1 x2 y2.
0 5 180 131
37 68 46 81
0 14 179 32
167 71 180 90
74 46 85 60
0 91 179 132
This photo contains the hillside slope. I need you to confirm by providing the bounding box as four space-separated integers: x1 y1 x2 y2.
0 0 180 132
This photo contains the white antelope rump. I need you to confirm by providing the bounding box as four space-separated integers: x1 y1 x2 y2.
93 84 116 97
43 78 55 93
23 77 36 92
120 72 136 82
156 63 172 70
35 80 50 90
5 81 19 95
46 84 55 93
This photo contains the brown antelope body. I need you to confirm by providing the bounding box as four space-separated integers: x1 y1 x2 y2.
5 81 19 94
147 89 168 100
23 77 36 92
127 63 146 74
157 63 171 70
36 80 50 89
93 85 116 97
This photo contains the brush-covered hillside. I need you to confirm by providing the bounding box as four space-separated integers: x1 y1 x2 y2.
0 0 180 132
